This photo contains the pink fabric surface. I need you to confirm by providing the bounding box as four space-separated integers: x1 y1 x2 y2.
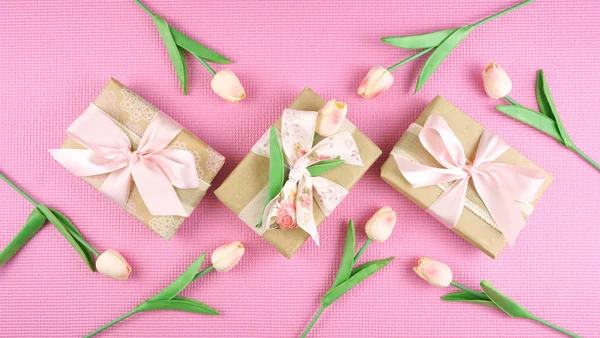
0 1 598 337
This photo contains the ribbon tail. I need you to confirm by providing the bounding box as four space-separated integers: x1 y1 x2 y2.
152 149 199 189
296 174 319 246
99 166 132 208
427 177 470 229
472 172 530 247
130 158 188 217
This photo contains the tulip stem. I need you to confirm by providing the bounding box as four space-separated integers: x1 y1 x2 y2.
84 309 138 337
530 316 581 338
387 48 433 72
472 0 534 29
503 95 520 106
450 281 489 300
300 305 326 338
192 265 215 281
134 0 154 16
0 171 38 206
353 238 372 264
194 54 217 76
62 225 100 257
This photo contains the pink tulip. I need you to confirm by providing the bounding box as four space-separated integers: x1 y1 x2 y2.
211 69 246 103
211 241 245 272
315 99 347 137
357 66 394 99
365 207 396 242
96 250 131 280
413 257 453 287
482 62 512 99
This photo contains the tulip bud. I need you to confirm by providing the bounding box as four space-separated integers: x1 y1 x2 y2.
482 62 512 99
357 66 394 99
365 206 396 242
96 250 131 280
413 257 453 287
315 99 347 137
211 69 246 103
211 241 245 272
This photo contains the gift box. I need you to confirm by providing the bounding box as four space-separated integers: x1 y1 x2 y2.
51 78 225 240
381 96 553 258
215 87 381 258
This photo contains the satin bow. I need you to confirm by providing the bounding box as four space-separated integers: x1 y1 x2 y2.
393 114 546 246
50 103 199 216
260 109 363 245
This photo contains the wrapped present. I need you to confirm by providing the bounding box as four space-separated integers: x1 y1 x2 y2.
50 78 225 240
381 96 553 258
215 88 381 258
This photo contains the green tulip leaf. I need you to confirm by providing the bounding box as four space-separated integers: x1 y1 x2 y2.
37 204 96 271
306 159 345 177
136 297 219 315
349 257 393 278
414 25 474 94
441 291 498 308
331 220 357 289
171 28 231 65
152 14 188 95
0 207 46 266
495 105 563 143
480 280 532 319
322 256 393 308
536 70 573 149
151 253 206 301
381 28 458 49
535 70 553 119
258 127 285 228
50 208 96 267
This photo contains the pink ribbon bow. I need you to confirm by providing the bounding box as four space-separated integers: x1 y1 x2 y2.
393 114 546 246
50 104 199 217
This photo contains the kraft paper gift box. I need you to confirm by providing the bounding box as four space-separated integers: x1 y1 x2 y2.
215 87 382 258
380 96 553 259
51 78 225 240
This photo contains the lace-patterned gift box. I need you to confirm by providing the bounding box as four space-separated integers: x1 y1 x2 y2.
54 78 225 240
380 96 553 258
215 87 382 258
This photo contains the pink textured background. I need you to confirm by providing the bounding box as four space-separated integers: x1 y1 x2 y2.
0 1 598 337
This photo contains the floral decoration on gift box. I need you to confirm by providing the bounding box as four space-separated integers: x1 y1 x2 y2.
215 88 381 258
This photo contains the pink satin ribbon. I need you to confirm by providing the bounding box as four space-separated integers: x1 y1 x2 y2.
392 114 546 246
50 104 198 217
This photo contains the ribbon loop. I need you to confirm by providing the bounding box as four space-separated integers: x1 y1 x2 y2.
50 103 199 217
259 109 363 245
393 114 546 246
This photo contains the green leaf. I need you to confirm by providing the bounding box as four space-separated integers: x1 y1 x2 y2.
152 14 187 95
0 208 46 266
495 105 563 143
414 25 474 93
441 292 498 308
381 28 458 49
136 297 219 315
306 159 345 177
258 127 285 228
151 253 206 301
536 70 573 149
535 70 553 119
480 280 532 319
322 256 394 307
37 204 96 271
50 208 96 266
171 27 231 65
331 220 356 289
